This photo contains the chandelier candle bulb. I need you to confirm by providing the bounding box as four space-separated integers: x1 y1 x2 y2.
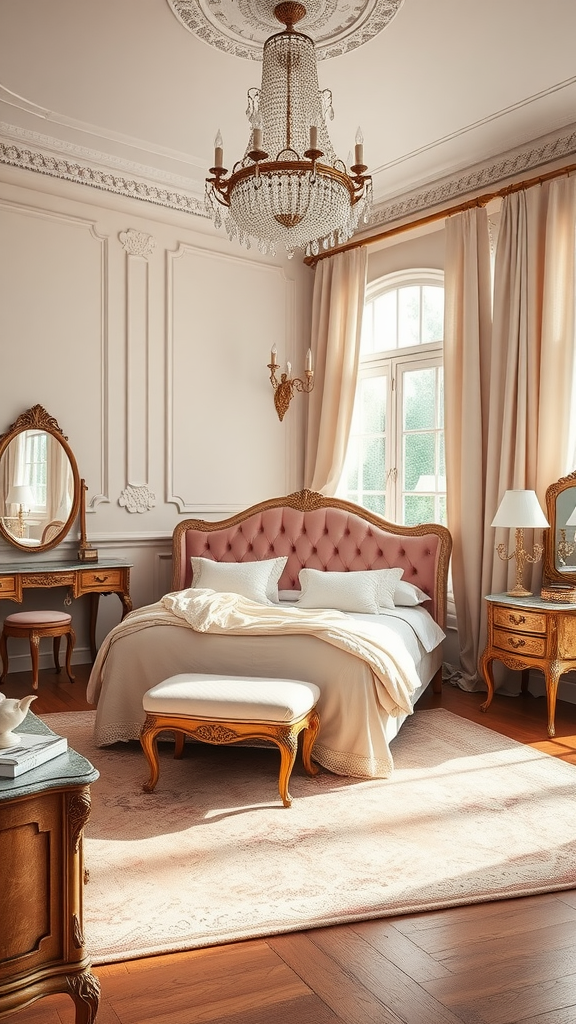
286 362 292 378
309 126 318 151
214 130 224 169
253 127 263 151
270 345 278 366
355 128 364 167
305 348 313 371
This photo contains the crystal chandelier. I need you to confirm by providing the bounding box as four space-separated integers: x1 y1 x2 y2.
205 1 372 259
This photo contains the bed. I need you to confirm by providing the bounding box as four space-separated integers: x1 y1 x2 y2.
87 489 452 778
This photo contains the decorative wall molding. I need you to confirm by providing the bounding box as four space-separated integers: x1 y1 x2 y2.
119 229 156 259
368 126 576 228
122 230 152 490
118 484 156 513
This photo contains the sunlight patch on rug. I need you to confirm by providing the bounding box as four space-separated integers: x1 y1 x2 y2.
41 708 576 964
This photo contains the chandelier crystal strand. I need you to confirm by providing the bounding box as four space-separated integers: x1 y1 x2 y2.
206 1 372 256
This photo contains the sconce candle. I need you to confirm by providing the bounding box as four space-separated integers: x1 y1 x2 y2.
267 351 315 421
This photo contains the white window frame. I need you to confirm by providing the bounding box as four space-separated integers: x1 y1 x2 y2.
339 269 445 525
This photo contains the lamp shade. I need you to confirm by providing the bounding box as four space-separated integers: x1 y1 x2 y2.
491 489 549 529
566 505 576 527
6 484 34 506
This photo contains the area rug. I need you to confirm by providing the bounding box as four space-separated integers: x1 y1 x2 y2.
42 708 576 965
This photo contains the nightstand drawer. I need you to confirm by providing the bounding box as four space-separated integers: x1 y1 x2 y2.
493 606 546 634
79 569 124 591
493 628 546 658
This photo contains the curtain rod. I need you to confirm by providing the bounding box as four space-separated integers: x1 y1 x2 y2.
304 160 576 267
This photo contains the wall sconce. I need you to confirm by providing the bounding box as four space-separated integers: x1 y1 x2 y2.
267 345 314 421
491 489 549 597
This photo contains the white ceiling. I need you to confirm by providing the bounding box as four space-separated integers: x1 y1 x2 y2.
1 0 576 222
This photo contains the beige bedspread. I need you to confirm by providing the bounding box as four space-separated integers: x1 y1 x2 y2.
87 589 443 777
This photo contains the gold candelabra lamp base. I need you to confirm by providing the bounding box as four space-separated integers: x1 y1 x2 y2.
496 527 543 597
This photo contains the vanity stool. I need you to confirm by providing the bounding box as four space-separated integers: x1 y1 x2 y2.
140 673 321 807
0 610 76 690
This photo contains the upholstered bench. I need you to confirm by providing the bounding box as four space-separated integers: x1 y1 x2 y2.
140 673 321 807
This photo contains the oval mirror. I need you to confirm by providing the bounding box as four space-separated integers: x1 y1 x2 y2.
543 469 576 585
0 405 81 553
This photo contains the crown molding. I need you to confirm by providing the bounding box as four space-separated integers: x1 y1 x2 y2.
367 123 576 228
0 122 208 218
2 120 576 230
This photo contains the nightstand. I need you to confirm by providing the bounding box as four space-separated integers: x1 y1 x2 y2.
479 593 576 737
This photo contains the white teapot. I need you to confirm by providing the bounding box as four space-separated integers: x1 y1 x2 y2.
0 693 37 748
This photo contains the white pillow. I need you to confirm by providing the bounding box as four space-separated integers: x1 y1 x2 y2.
190 556 287 605
297 567 403 614
394 580 429 606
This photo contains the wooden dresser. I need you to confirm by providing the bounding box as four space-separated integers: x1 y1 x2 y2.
0 714 100 1023
480 593 576 737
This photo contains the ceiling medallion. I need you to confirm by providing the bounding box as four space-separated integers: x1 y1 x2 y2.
167 0 404 61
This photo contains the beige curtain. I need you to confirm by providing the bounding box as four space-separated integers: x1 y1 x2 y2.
446 174 576 690
484 175 576 603
304 247 368 494
444 207 493 688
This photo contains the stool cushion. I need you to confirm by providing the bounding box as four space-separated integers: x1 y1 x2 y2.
4 610 72 626
143 673 320 724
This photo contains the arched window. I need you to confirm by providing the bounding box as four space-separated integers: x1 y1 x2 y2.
338 270 446 525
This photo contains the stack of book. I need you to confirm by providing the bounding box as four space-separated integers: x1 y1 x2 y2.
0 732 68 778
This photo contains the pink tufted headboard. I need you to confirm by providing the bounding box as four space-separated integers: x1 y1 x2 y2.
171 490 452 627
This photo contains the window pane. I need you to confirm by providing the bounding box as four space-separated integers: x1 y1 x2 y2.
360 301 374 354
404 494 435 525
360 376 385 433
373 290 397 351
398 286 420 348
341 436 359 491
438 367 444 428
362 436 385 491
438 495 447 526
439 432 445 478
403 367 435 430
404 433 435 491
422 286 444 343
364 493 385 517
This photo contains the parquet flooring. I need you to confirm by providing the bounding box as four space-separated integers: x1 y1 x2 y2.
3 664 576 1024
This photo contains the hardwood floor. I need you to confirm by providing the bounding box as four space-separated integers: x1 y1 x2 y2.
3 665 576 1024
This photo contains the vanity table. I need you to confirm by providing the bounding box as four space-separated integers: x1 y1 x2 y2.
0 558 132 660
0 713 100 1023
0 406 133 662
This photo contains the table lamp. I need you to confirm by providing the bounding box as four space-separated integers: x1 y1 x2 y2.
6 484 34 538
491 489 549 597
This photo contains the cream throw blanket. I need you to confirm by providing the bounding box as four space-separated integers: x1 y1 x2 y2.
161 588 420 717
89 588 421 718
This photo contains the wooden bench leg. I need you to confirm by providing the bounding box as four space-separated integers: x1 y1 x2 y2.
301 710 320 776
140 715 161 793
275 728 298 808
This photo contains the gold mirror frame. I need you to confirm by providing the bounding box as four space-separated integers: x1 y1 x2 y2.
543 469 576 586
0 405 81 554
